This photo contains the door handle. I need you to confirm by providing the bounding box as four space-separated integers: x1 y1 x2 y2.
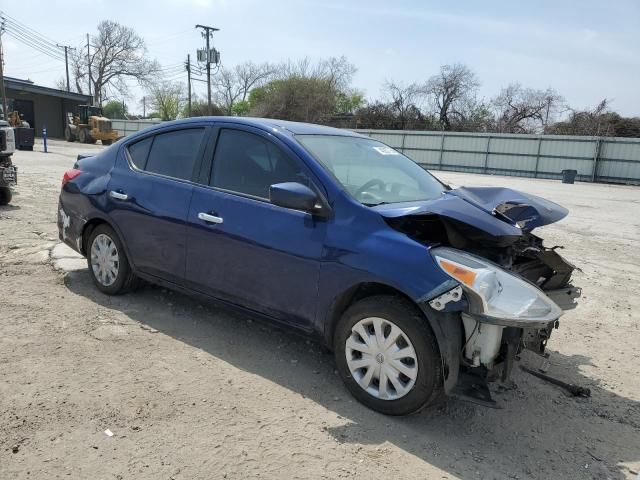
198 212 224 224
110 190 128 201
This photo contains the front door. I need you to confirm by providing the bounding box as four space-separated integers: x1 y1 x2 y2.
185 126 326 328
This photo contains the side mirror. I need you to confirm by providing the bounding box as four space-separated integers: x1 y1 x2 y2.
270 182 318 212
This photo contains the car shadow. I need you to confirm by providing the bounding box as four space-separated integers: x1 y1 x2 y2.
64 269 639 479
0 203 21 211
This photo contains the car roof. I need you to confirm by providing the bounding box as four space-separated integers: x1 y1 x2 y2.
158 116 365 137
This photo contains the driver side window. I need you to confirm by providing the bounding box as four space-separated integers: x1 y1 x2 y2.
210 129 308 199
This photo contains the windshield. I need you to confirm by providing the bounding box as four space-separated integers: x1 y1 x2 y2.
296 135 445 205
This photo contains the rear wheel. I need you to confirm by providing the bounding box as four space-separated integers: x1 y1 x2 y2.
65 126 76 142
0 187 12 205
334 295 442 415
87 224 137 295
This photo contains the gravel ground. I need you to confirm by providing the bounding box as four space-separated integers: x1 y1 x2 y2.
1 139 639 479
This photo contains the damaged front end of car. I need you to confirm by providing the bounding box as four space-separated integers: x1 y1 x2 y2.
378 186 580 407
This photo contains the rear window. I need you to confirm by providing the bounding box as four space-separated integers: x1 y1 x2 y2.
128 128 206 181
127 137 153 169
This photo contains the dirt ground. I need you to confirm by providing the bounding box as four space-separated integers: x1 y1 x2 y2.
1 139 639 480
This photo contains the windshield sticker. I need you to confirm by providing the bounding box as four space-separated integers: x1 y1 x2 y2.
373 146 400 155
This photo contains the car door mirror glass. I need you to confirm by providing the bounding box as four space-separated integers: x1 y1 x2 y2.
269 182 318 212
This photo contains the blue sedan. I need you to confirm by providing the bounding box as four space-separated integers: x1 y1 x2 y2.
58 117 578 414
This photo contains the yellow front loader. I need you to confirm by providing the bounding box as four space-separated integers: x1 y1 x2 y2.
65 105 119 146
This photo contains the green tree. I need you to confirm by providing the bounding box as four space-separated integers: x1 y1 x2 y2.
147 81 184 121
214 62 275 115
247 56 358 122
181 98 224 118
335 91 364 114
249 77 337 122
231 100 251 116
102 100 128 119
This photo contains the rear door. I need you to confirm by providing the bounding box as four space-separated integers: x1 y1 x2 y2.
185 125 326 329
107 125 209 284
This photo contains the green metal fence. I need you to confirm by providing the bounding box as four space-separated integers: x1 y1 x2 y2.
110 120 640 185
356 130 640 185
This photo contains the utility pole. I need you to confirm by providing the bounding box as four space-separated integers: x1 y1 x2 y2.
86 33 92 104
142 96 146 118
56 44 75 92
186 54 192 117
0 20 7 119
195 24 219 115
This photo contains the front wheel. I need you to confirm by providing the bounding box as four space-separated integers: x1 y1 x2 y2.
78 128 90 144
334 295 442 415
87 224 138 295
0 187 12 205
65 126 76 142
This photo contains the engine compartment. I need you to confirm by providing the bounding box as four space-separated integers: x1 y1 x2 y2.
384 213 575 291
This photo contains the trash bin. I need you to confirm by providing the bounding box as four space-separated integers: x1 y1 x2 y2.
561 169 577 184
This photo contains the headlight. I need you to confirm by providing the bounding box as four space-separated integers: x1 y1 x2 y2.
431 247 562 324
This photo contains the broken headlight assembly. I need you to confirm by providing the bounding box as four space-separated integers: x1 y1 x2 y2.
430 247 563 326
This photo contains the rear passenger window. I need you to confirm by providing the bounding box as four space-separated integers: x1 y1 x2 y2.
144 128 205 180
127 137 153 169
211 129 307 199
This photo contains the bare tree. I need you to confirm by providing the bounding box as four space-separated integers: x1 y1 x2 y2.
492 84 564 133
71 21 160 105
214 62 275 115
425 64 480 130
382 81 425 129
314 56 357 91
147 81 185 120
54 77 68 92
276 56 356 90
547 99 618 136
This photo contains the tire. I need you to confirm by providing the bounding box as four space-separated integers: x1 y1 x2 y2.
65 126 76 142
87 224 138 295
333 295 442 415
78 128 89 144
0 187 12 205
102 139 113 146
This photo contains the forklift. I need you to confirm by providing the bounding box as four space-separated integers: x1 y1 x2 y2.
65 105 119 145
8 110 35 151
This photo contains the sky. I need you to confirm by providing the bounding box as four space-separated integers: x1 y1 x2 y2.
2 0 640 116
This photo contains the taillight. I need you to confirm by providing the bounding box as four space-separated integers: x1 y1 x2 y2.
62 168 82 187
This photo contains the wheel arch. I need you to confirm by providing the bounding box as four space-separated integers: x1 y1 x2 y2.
323 280 463 394
324 282 431 346
80 216 135 271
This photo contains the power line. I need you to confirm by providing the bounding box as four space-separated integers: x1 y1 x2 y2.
0 11 60 48
2 20 65 62
4 29 64 61
1 16 64 58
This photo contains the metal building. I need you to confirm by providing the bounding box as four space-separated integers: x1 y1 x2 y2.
3 77 91 138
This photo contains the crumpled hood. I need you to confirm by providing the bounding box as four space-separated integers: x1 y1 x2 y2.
374 186 568 235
